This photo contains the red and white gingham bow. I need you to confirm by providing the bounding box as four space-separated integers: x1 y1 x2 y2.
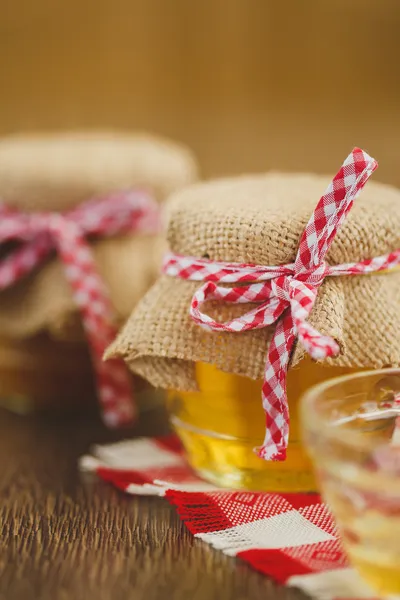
163 148 400 461
0 190 161 427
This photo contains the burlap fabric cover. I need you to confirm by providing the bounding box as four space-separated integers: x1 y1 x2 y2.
0 131 199 340
108 172 400 391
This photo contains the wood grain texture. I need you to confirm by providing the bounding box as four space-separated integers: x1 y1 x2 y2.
0 407 306 600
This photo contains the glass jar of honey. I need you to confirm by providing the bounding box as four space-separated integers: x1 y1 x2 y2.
0 131 198 419
108 159 400 492
168 359 356 491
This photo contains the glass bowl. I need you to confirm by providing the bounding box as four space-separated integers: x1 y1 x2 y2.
300 369 400 598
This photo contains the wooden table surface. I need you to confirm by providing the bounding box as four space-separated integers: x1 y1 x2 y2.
0 407 306 600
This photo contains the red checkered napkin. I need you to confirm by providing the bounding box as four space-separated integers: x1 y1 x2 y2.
80 436 387 600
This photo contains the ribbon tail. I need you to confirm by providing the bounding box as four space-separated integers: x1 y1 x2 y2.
93 355 137 427
294 148 377 271
296 320 340 360
256 311 295 461
49 216 136 427
289 280 340 361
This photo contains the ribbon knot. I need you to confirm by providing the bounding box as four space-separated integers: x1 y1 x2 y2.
293 261 328 287
271 275 293 302
0 190 161 427
163 148 400 461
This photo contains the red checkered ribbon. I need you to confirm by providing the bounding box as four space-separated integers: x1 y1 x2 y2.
0 190 161 427
163 148 400 461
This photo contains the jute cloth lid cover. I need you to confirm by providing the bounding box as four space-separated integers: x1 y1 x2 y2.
107 172 400 391
0 131 199 339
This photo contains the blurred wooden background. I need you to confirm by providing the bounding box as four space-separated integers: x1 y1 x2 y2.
1 0 399 182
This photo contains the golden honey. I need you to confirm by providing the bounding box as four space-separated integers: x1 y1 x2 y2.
321 439 400 596
342 513 400 596
168 358 355 491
